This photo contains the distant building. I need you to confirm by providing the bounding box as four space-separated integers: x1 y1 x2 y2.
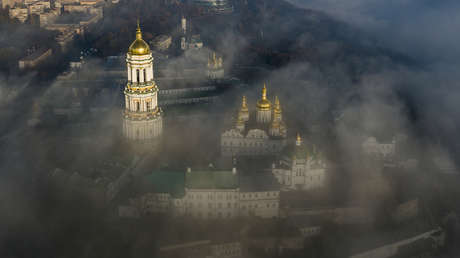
182 34 203 50
207 52 224 80
192 0 233 14
38 10 59 26
130 168 280 219
2 0 22 9
159 240 243 258
362 136 396 159
151 34 172 51
272 134 326 190
19 48 52 69
28 1 51 15
55 28 77 50
180 16 204 50
9 7 28 23
221 84 287 157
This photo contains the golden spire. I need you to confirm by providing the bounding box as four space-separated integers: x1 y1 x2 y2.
262 83 267 100
241 95 248 111
136 19 142 40
296 133 302 146
274 96 281 113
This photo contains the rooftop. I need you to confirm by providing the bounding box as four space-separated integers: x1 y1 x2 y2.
239 172 280 192
185 169 238 189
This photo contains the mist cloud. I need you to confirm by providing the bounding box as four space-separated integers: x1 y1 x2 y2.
286 0 460 63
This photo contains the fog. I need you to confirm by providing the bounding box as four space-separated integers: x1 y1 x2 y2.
1 0 460 257
286 0 460 63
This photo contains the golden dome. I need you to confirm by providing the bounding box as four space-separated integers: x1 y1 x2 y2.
257 83 271 110
128 22 150 55
274 95 282 114
240 95 249 112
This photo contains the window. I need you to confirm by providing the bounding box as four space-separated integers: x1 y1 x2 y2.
143 69 147 82
136 102 140 111
146 101 150 111
136 69 140 82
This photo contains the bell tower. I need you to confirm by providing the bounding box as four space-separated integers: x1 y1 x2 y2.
123 21 163 141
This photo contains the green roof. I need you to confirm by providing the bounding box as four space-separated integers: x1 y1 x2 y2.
185 170 238 189
142 171 185 198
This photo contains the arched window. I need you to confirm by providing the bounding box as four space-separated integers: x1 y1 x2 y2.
136 69 140 82
146 101 150 111
143 69 147 82
136 102 140 111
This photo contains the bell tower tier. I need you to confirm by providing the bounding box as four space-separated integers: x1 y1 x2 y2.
123 22 163 141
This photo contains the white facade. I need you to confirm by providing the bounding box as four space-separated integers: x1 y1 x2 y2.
362 137 396 159
175 188 240 219
123 25 163 142
272 136 326 190
221 129 286 156
238 190 279 218
210 242 242 258
132 170 280 219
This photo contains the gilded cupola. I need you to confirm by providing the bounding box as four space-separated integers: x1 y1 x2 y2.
128 21 151 55
274 96 281 113
240 95 248 112
256 83 272 111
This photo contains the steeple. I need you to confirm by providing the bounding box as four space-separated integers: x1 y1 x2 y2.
241 95 248 111
274 96 281 114
262 83 267 100
136 19 142 40
296 133 302 146
128 19 150 55
238 95 249 122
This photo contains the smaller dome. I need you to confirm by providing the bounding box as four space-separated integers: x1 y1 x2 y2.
128 23 150 55
257 83 271 110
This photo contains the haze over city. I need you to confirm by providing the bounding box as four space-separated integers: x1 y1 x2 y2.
0 0 459 257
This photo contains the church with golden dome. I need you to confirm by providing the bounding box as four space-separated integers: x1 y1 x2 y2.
123 22 163 142
221 83 287 156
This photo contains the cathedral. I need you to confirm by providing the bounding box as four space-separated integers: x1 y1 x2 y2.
271 134 327 190
221 84 287 156
123 22 163 141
